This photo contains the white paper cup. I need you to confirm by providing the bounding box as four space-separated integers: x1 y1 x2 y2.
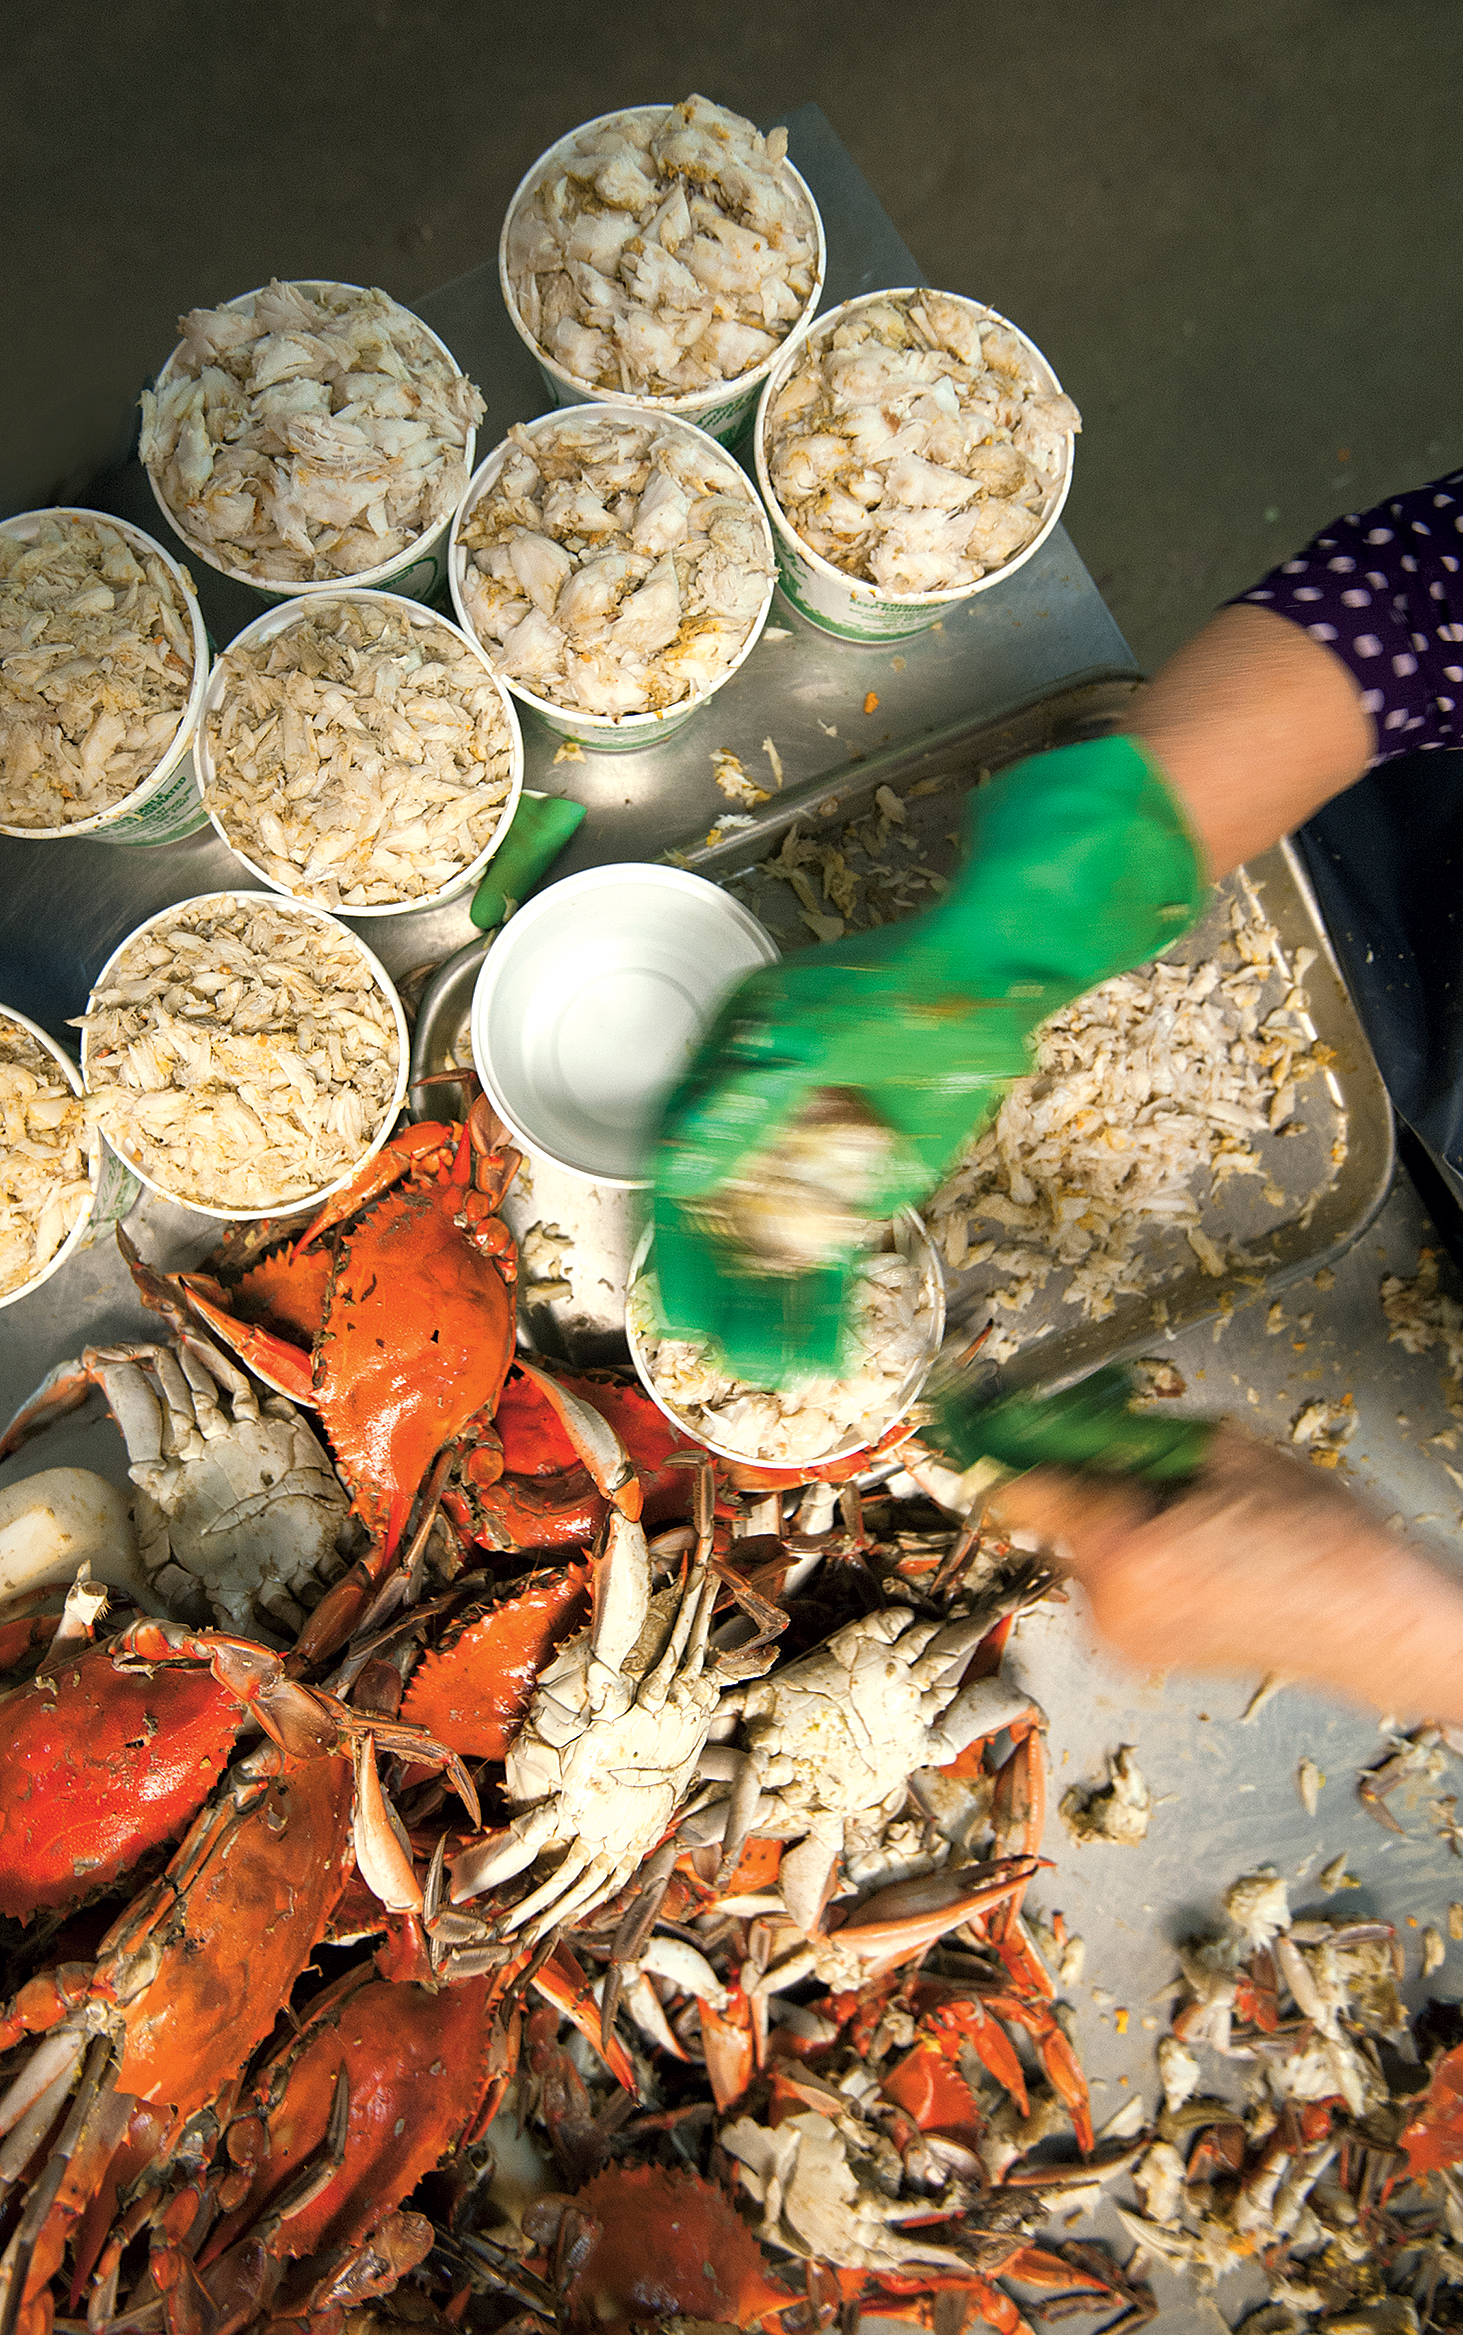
449 405 776 752
0 1006 97 1310
144 282 477 608
499 105 825 448
470 863 778 1186
624 1212 946 1469
80 892 409 1221
0 509 211 845
195 592 524 917
754 289 1076 643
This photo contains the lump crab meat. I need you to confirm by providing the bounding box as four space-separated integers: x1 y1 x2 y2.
505 96 819 399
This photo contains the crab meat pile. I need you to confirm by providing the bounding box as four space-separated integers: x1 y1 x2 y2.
203 600 516 909
0 1017 91 1296
139 280 484 584
928 890 1328 1358
504 95 819 399
456 414 772 717
763 291 1079 595
79 898 401 1212
634 1247 935 1464
0 514 195 828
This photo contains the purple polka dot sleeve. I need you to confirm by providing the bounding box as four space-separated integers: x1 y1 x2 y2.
1229 469 1463 761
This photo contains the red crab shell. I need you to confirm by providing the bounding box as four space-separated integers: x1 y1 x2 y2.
445 1367 703 1553
554 2164 792 2331
202 1963 499 2266
399 1561 592 1759
1401 2040 1463 2176
0 1642 242 1920
109 1752 355 2122
170 1113 520 1570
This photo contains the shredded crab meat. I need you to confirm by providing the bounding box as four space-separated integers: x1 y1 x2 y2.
928 893 1325 1357
0 514 195 827
636 1248 934 1465
0 1020 91 1296
764 290 1079 594
204 599 515 908
457 414 772 717
139 280 485 584
80 899 400 1212
505 96 818 400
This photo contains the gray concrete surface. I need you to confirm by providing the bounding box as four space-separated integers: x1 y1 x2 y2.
6 0 1462 670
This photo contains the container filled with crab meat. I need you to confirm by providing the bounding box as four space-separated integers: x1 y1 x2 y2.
140 279 484 606
0 508 210 844
754 287 1080 640
0 1006 96 1310
626 1213 945 1467
450 406 776 749
196 592 522 915
499 95 824 445
78 892 408 1219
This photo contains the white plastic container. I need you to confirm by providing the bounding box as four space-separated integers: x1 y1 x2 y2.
449 406 776 753
0 509 211 846
195 591 524 916
144 282 477 608
80 893 409 1221
499 105 825 448
624 1212 946 1469
0 1006 96 1311
754 288 1076 642
470 863 778 1186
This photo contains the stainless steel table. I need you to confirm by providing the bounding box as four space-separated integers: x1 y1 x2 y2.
4 105 1461 2335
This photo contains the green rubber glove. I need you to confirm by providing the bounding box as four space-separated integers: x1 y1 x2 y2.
651 734 1206 1384
928 1365 1215 1485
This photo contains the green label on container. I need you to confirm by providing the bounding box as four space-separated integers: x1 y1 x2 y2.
109 756 211 847
81 1139 143 1242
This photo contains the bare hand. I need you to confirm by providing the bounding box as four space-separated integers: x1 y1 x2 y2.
989 1425 1463 1722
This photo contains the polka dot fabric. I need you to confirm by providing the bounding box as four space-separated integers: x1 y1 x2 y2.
1231 470 1463 764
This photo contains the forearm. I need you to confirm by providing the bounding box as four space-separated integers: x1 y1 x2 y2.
1128 469 1463 881
1127 603 1375 881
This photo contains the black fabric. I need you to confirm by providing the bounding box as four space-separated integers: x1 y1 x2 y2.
1295 745 1463 1223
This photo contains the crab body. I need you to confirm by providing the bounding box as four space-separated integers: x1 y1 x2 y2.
447 1510 725 1939
0 1640 241 1921
0 1330 351 1640
155 1109 521 1586
711 1606 1042 1930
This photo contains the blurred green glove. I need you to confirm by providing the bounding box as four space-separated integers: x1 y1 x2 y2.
651 734 1206 1383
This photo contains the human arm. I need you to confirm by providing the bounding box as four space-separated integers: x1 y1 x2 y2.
990 1425 1463 1726
1142 470 1463 878
1129 603 1374 880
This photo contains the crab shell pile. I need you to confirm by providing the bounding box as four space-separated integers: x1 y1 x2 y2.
0 1097 1155 2335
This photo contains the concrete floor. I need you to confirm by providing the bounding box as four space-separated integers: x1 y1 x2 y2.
6 0 1462 672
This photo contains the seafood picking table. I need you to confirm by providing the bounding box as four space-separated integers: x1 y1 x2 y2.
4 103 1463 2335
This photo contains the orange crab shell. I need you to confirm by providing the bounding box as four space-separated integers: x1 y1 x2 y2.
1401 2040 1463 2176
110 1752 355 2124
400 1562 592 1760
202 1964 500 2266
557 2164 793 2330
0 1644 243 1921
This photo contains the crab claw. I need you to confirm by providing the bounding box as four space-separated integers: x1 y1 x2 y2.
834 1857 1046 1977
514 1362 642 1521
